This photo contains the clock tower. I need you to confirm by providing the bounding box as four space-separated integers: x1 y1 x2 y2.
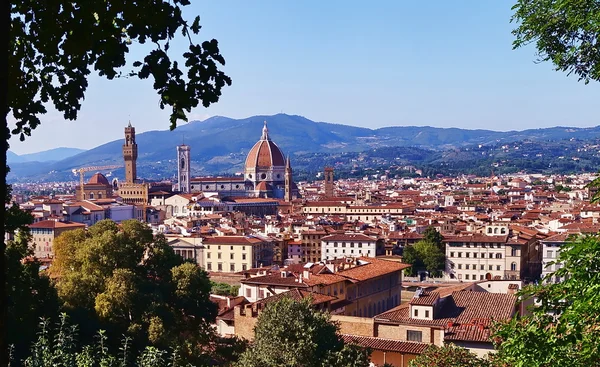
123 121 138 183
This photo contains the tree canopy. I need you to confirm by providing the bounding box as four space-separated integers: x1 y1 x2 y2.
408 344 492 367
52 219 217 363
235 297 371 367
4 2 232 361
402 239 445 277
492 234 600 367
511 0 600 84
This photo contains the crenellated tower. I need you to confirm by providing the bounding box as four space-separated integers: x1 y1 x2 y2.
324 166 334 197
123 122 138 183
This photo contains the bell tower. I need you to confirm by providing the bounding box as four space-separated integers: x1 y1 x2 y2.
284 156 292 202
324 167 334 197
123 121 138 183
177 144 191 193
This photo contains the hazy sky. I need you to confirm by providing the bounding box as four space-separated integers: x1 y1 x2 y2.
10 1 600 154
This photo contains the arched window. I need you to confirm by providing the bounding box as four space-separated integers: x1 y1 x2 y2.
501 227 507 234
511 247 518 256
174 206 179 214
181 158 185 169
510 262 517 271
98 192 103 199
89 192 94 199
487 227 493 234
494 228 499 234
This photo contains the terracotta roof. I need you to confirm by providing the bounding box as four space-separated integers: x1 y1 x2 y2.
376 290 517 343
245 123 285 169
341 335 429 354
29 220 86 229
88 173 110 186
337 257 411 282
321 233 377 242
256 289 337 306
203 236 264 245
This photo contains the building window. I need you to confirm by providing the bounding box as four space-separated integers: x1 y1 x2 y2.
466 264 470 270
466 274 470 280
547 250 554 258
230 253 234 260
246 288 251 297
413 309 418 317
207 252 211 259
259 289 265 298
407 330 422 342
458 252 462 258
473 253 477 258
218 253 222 259
218 263 223 271
230 264 235 272
242 264 247 271
425 310 429 318
480 265 484 270
207 263 212 271
489 253 494 258
496 253 502 259
458 264 462 269
511 262 517 271
496 265 501 271
450 252 454 257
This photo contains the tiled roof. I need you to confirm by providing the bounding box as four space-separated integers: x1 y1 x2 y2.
29 220 86 229
256 289 337 306
376 290 517 343
341 335 429 354
321 233 377 242
203 236 264 245
337 257 411 282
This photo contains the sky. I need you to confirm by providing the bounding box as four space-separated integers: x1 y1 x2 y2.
10 1 600 154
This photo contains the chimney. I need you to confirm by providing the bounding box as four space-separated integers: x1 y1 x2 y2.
281 271 287 278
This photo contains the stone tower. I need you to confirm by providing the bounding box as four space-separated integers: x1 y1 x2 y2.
324 167 334 197
177 144 191 193
123 122 138 183
284 156 292 202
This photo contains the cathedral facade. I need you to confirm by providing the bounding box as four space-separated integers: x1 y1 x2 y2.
178 121 298 200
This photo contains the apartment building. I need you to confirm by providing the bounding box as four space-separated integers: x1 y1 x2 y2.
238 257 410 317
320 233 383 260
29 220 86 258
203 236 273 273
444 228 529 281
300 229 330 263
540 232 572 283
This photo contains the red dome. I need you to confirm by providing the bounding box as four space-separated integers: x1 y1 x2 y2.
88 173 110 186
255 181 273 191
245 122 285 170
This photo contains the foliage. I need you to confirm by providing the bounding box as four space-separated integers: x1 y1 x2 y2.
408 344 492 367
511 0 600 84
492 234 600 367
235 297 370 367
51 219 216 364
422 226 443 251
14 315 195 367
402 240 445 277
210 282 240 297
6 228 60 363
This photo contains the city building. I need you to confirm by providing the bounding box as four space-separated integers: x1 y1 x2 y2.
203 236 274 273
187 122 299 199
29 220 86 258
320 233 383 260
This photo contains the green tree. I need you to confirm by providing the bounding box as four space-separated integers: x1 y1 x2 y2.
402 240 445 277
6 228 60 362
492 234 600 367
408 344 492 367
401 245 422 277
4 2 231 361
52 219 217 364
211 281 240 297
511 0 600 84
414 241 446 277
423 226 444 251
235 297 371 367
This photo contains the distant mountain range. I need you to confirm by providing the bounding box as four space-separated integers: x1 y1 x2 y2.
7 114 600 183
8 147 87 164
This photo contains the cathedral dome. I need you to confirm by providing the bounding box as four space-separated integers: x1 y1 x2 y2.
245 121 285 170
88 173 110 186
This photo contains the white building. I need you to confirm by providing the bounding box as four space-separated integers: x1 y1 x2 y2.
540 232 572 284
320 233 381 260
